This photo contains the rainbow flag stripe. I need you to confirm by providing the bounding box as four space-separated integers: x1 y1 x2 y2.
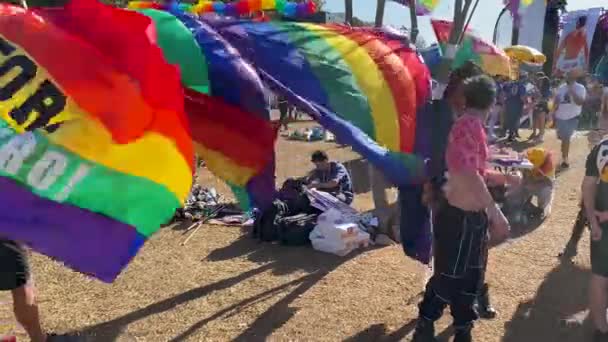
0 0 193 282
202 16 430 185
134 8 277 210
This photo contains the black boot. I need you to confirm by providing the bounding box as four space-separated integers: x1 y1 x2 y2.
453 324 473 342
476 283 497 319
412 318 437 342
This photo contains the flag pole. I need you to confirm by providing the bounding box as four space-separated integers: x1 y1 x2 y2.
457 0 480 44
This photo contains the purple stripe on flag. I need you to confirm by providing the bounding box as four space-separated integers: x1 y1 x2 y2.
0 177 144 283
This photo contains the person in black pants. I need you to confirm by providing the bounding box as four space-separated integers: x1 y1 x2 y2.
413 73 512 342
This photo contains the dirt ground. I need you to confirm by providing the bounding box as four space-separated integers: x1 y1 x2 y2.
0 123 598 342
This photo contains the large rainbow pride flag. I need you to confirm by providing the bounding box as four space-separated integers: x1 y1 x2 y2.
202 15 431 185
0 0 193 282
135 8 277 210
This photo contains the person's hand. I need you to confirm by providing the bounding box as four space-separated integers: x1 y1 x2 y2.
506 174 523 187
596 211 608 223
489 214 510 244
487 204 510 244
591 224 603 242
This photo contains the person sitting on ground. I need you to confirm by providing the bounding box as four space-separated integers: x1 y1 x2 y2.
306 151 354 205
504 147 556 223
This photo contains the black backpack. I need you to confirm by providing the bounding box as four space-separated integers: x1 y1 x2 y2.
252 199 289 242
276 213 318 246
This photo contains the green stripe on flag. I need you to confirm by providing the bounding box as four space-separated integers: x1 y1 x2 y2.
0 121 179 237
138 9 211 94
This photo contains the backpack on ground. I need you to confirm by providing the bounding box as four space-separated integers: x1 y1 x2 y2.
276 213 318 246
252 200 289 242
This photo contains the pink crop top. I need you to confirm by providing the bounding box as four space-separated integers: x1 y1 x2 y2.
445 114 489 175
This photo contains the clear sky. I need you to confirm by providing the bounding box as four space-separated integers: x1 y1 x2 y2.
324 0 605 44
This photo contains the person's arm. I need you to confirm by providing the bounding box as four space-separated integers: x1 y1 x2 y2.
569 84 586 106
584 147 602 241
485 169 521 187
583 176 601 240
312 165 341 190
584 37 590 67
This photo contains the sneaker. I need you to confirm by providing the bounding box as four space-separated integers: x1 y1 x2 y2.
412 318 437 342
453 325 473 342
560 162 570 169
476 284 497 319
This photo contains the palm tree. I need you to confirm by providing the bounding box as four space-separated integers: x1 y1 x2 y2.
344 0 353 25
375 0 386 27
409 0 419 44
543 0 567 75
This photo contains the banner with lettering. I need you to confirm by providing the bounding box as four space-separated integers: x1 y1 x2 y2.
0 0 193 282
554 8 602 76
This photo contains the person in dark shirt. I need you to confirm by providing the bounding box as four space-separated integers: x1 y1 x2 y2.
306 150 354 205
530 75 552 141
277 95 290 131
504 76 527 141
583 138 608 342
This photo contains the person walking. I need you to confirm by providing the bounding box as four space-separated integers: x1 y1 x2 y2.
277 95 290 131
413 74 512 342
504 76 527 141
583 137 608 342
0 240 48 342
553 71 587 168
530 76 551 141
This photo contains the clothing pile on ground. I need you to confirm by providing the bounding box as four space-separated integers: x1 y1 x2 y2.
171 185 246 225
286 126 335 142
252 179 375 256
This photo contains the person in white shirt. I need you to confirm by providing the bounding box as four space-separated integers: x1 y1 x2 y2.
552 71 587 168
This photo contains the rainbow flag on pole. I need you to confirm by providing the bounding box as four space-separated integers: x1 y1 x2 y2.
0 0 193 282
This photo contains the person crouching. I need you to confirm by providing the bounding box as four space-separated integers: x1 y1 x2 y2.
504 147 556 223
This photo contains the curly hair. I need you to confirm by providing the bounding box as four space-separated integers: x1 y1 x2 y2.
463 75 497 111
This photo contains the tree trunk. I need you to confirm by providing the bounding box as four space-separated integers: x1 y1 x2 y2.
409 0 419 44
375 0 386 28
436 0 474 82
543 5 560 76
344 0 353 25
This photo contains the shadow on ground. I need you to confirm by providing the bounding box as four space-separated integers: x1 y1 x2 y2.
502 261 590 342
79 235 361 341
344 319 417 342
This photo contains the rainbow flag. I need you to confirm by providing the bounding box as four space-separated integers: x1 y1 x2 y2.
130 0 317 18
0 0 193 282
202 16 430 185
135 8 277 210
390 0 440 16
431 19 511 78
